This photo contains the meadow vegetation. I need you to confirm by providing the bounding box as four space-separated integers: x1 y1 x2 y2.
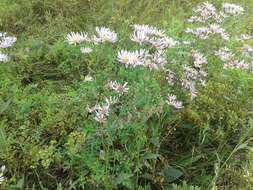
0 0 253 189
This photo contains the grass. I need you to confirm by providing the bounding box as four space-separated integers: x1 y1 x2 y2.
0 0 253 189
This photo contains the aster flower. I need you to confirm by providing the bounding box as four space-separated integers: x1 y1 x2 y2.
108 81 129 94
83 75 93 82
241 44 253 57
166 94 183 109
0 52 9 62
117 49 148 68
191 50 207 68
186 24 229 40
150 36 178 49
182 79 198 99
186 27 211 40
151 50 167 69
0 36 17 48
0 165 5 185
130 30 150 44
221 3 244 17
236 34 252 41
66 32 89 45
224 59 249 70
87 96 118 124
131 24 165 37
188 2 222 23
215 47 234 61
80 47 93 54
92 27 118 43
166 70 176 85
209 24 229 40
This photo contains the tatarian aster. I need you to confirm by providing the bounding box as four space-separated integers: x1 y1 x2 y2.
117 49 147 68
92 27 118 43
0 52 9 62
0 36 17 48
66 32 89 45
80 47 93 54
166 94 183 109
108 80 129 94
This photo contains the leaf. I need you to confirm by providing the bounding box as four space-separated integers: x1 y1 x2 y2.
16 175 25 189
163 166 183 183
143 153 160 160
0 100 11 115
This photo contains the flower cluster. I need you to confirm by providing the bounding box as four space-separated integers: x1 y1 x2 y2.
66 32 89 45
166 94 183 109
92 27 118 44
186 2 244 41
87 97 118 123
0 165 5 185
187 2 222 23
88 80 129 123
130 24 178 50
215 47 234 61
0 32 17 62
221 3 244 17
66 27 117 54
182 50 208 99
215 46 253 72
186 24 229 40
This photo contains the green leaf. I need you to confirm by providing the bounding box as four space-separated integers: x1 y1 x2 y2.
143 152 160 160
163 166 183 183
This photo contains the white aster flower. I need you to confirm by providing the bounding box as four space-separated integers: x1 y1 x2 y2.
166 70 176 85
130 30 150 44
188 2 222 23
151 50 167 69
191 50 207 68
117 49 147 68
88 96 118 124
150 36 178 49
166 94 183 109
0 165 5 185
236 34 252 41
131 24 165 37
209 24 230 40
224 59 249 70
215 47 234 61
80 47 93 54
93 27 118 43
241 44 253 57
0 36 17 48
221 3 244 17
0 52 9 62
84 75 93 82
186 27 211 39
108 81 129 94
66 32 89 45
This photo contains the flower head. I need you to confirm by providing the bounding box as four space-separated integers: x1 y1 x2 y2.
0 165 5 185
66 32 89 45
0 36 17 48
117 49 148 68
93 27 118 43
221 3 244 17
0 52 9 62
108 81 129 94
80 47 93 54
166 94 183 109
